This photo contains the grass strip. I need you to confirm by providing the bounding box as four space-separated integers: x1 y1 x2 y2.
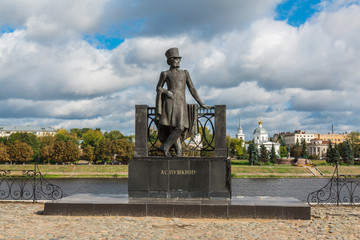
41 174 128 179
232 175 317 178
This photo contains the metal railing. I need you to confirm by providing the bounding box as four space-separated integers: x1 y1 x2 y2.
0 161 63 202
307 162 360 206
147 106 215 156
134 105 226 158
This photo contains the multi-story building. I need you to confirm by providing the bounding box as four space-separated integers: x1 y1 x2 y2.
314 133 348 145
274 130 315 145
307 139 329 159
0 126 57 137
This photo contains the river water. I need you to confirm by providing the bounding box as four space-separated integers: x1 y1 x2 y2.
49 178 331 202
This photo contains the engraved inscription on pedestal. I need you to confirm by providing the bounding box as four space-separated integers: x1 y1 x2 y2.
128 156 231 199
160 170 197 175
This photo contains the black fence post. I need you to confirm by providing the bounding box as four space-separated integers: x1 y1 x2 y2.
33 160 37 203
214 105 227 157
134 105 149 157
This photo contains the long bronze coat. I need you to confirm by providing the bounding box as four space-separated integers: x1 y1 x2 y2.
155 68 204 130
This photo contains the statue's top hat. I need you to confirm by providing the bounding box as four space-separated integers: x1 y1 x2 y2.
165 48 181 59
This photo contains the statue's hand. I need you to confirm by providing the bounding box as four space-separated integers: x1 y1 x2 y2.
165 90 174 99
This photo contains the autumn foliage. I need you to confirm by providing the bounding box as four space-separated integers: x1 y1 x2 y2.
0 129 134 164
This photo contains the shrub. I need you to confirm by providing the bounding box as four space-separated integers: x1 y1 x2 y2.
308 154 320 160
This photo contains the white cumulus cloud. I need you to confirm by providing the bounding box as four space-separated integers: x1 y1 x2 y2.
0 0 359 138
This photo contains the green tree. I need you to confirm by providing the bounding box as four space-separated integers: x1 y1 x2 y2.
337 142 345 159
110 139 124 162
327 142 341 164
301 139 308 159
308 154 320 160
248 140 259 165
228 137 243 159
239 145 249 160
290 144 302 159
259 144 269 164
346 131 360 147
326 141 334 163
56 129 78 144
7 141 34 163
280 146 288 158
70 128 92 138
110 139 134 164
119 139 134 164
270 144 277 163
70 128 82 138
38 135 56 148
82 145 95 163
95 138 112 163
126 135 135 142
38 135 56 163
0 137 7 144
104 130 134 142
104 130 125 141
0 143 10 162
52 140 67 163
353 144 360 159
342 141 354 165
82 129 104 151
52 140 80 163
41 144 54 164
7 132 40 161
346 131 360 158
64 141 80 163
333 144 340 163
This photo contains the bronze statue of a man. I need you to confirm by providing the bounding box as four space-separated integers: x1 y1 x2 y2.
155 48 209 157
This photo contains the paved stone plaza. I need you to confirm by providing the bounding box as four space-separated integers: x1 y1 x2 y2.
0 202 359 239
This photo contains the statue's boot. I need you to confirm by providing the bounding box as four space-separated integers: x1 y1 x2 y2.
160 128 183 157
174 138 182 157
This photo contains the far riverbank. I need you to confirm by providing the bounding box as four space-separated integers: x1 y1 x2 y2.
1 160 360 178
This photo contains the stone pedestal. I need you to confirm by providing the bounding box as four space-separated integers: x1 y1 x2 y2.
128 157 231 199
44 194 311 220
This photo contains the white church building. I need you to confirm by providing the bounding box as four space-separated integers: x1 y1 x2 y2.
235 118 245 147
244 117 280 155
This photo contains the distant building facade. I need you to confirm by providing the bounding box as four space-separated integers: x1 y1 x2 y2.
0 126 57 137
274 130 315 145
274 130 349 146
314 133 348 144
307 139 329 159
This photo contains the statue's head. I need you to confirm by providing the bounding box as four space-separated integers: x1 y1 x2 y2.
165 48 181 67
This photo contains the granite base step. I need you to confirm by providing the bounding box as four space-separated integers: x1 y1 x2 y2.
43 194 310 220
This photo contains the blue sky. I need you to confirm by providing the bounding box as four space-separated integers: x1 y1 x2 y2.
0 0 360 140
83 34 124 50
86 0 323 50
276 0 322 26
